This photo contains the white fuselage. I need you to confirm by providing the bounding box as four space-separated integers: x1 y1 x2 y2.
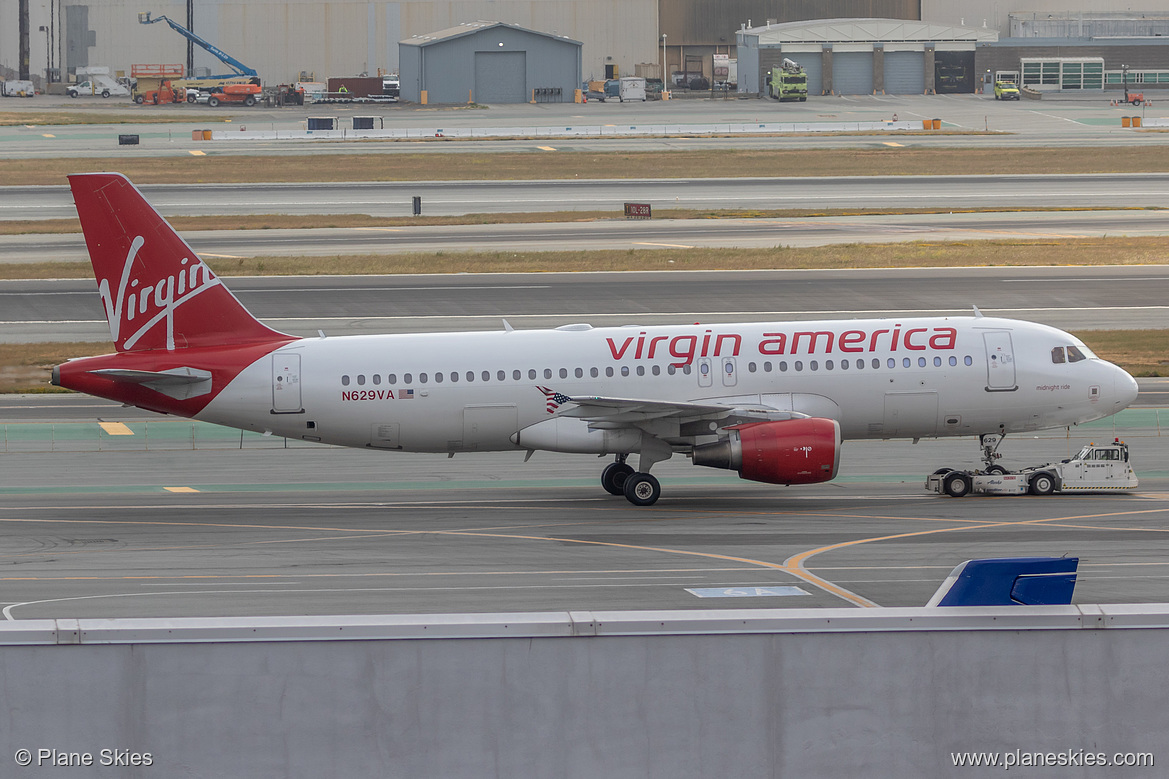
198 316 1137 455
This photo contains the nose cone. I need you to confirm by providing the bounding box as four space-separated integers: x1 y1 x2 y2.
1113 364 1139 410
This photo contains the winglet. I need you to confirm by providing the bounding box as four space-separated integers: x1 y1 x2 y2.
972 305 983 318
926 557 1079 607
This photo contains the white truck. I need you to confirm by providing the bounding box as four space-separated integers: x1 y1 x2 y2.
68 67 130 99
927 440 1138 497
0 80 36 97
67 78 130 98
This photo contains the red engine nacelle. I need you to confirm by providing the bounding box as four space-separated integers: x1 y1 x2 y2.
691 418 841 485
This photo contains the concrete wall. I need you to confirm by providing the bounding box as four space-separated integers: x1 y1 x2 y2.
1 607 1166 778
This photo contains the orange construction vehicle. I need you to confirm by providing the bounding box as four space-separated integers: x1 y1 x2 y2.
135 80 186 105
206 83 262 107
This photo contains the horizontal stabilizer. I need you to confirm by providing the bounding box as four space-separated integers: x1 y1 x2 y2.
926 557 1079 607
90 367 213 400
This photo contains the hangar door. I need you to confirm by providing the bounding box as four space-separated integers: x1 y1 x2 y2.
883 51 924 94
474 51 526 104
833 51 873 95
798 56 823 96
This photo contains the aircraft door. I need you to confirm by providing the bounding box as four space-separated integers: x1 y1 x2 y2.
983 331 1017 391
721 357 737 387
272 353 303 413
697 358 713 387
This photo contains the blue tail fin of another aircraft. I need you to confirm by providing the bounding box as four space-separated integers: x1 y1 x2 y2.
926 557 1079 607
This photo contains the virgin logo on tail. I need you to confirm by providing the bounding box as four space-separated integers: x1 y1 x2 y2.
97 235 222 351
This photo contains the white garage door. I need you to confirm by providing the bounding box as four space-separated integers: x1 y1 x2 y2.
833 51 873 95
474 51 526 104
884 51 924 94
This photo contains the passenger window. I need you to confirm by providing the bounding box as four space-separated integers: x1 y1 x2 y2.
1051 347 1066 364
574 368 583 378
637 366 645 376
357 375 366 386
450 371 459 383
435 373 443 383
778 361 786 372
482 371 491 381
903 358 912 368
840 360 848 370
559 368 568 379
934 357 942 367
1067 345 1087 363
389 373 397 384
606 367 614 377
498 370 506 381
404 373 412 383
590 367 599 378
764 361 772 372
794 361 803 371
667 365 676 375
544 369 553 379
513 370 521 381
528 369 537 380
872 359 880 369
887 359 896 369
809 361 818 371
341 375 350 386
682 364 692 375
949 357 957 367
419 373 428 383
466 371 474 382
748 362 757 373
856 359 864 369
372 374 381 385
825 360 833 370
964 356 973 366
621 366 629 376
652 365 660 376
918 357 926 367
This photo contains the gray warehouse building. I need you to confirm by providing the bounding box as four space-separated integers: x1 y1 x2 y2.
400 21 582 105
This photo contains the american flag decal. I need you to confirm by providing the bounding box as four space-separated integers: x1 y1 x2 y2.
536 386 570 413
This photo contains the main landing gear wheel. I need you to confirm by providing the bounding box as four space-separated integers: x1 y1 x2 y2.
943 472 972 498
622 473 661 506
601 462 634 496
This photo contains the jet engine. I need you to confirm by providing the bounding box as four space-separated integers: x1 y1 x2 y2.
691 418 841 485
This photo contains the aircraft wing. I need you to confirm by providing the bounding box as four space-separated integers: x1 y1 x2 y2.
559 395 807 426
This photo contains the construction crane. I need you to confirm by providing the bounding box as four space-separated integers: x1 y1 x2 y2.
138 11 257 79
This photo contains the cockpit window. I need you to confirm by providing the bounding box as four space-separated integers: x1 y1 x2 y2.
1066 345 1088 363
1051 347 1066 364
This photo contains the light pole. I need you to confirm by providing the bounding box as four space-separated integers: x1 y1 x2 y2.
661 34 667 89
1122 64 1129 104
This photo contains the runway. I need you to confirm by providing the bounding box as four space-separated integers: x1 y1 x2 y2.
1 425 1166 620
4 265 1168 343
7 174 1169 220
5 209 1169 262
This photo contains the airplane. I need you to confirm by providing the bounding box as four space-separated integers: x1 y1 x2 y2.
53 173 1140 505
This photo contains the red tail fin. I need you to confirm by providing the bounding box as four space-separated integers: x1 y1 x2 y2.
69 172 288 352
